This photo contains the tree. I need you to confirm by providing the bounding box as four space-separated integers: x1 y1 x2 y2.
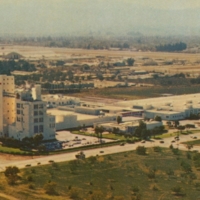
4 166 20 185
154 115 162 122
174 120 179 128
33 133 43 147
94 126 104 143
176 125 185 133
126 58 135 66
116 116 122 124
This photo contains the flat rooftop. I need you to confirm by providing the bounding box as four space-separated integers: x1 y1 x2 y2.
47 108 113 120
116 93 200 110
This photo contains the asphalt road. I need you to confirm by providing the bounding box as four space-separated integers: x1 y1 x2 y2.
0 132 200 172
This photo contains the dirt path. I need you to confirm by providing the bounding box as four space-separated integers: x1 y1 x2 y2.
0 193 19 200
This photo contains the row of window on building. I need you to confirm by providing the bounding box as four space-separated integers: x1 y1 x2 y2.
34 125 44 133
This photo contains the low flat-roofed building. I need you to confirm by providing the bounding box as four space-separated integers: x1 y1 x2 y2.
145 110 185 121
47 108 116 130
98 120 162 134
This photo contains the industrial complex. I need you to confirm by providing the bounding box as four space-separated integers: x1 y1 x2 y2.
0 74 198 141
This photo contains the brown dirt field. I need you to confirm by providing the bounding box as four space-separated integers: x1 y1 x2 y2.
1 45 200 61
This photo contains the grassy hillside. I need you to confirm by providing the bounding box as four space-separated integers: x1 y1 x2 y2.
1 148 200 199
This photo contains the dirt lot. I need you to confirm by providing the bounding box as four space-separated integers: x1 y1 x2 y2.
1 45 200 75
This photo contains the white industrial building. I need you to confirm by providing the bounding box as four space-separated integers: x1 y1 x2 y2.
9 85 56 140
116 94 200 121
42 94 80 107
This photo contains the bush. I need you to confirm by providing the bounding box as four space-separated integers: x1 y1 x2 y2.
171 185 182 195
27 175 33 182
187 152 192 159
28 183 35 190
87 156 97 164
44 182 57 195
147 171 155 179
172 148 179 155
136 146 146 155
132 185 140 193
181 161 192 172
151 184 159 191
68 187 81 199
153 146 162 152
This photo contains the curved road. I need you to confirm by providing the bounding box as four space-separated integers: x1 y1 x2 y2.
0 132 200 172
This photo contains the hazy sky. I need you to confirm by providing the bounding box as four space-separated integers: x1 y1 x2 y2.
0 0 200 36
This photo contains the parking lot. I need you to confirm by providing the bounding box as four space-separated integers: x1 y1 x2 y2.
42 130 114 151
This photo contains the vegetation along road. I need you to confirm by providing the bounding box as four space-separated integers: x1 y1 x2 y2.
1 132 200 172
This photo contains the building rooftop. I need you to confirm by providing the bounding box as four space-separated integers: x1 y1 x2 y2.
47 108 111 120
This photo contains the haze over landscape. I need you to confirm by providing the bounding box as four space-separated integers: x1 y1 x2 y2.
1 0 200 36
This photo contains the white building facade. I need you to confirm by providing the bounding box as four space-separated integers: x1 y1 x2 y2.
9 85 55 140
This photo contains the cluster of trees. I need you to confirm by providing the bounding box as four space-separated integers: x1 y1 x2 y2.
190 77 200 84
156 42 187 52
126 58 135 66
0 60 36 75
134 120 164 139
0 133 44 150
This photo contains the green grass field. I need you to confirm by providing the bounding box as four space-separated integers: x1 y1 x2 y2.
1 148 200 200
76 85 200 100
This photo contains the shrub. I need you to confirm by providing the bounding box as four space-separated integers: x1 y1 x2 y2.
187 152 191 159
172 148 179 155
28 183 35 190
27 175 33 182
181 161 192 172
87 156 97 164
44 182 57 195
132 185 140 193
147 171 155 179
151 184 159 191
68 187 81 199
136 146 146 155
171 185 182 195
153 146 162 152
